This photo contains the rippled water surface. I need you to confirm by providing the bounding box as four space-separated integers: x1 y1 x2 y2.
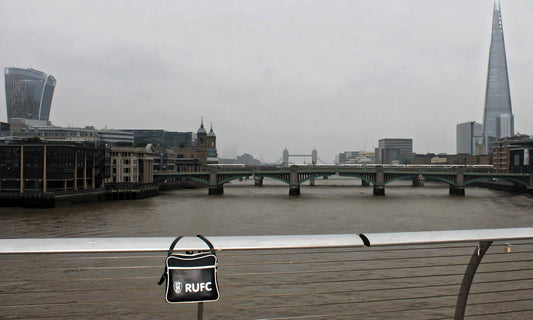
2 178 532 238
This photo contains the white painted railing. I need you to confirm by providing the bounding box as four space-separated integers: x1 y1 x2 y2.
1 228 533 320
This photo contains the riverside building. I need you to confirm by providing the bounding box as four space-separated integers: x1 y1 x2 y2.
0 139 107 193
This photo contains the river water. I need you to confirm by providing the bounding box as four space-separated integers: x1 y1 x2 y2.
1 178 532 238
1 178 533 319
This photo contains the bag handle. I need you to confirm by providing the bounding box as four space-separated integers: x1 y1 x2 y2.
196 234 216 255
157 235 216 285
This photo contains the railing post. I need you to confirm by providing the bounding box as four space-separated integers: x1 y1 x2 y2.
454 240 492 320
197 302 204 320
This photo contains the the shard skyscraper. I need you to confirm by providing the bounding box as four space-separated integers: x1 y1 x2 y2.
482 1 514 153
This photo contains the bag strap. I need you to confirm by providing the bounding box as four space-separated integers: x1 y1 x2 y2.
167 236 184 257
158 236 183 285
197 234 216 256
157 235 216 285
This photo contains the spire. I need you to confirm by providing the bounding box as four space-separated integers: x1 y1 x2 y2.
208 122 216 137
197 117 207 134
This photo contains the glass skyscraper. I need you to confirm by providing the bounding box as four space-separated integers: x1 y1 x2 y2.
4 67 56 123
483 2 514 152
457 121 483 155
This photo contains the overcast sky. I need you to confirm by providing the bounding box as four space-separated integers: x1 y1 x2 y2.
1 0 532 163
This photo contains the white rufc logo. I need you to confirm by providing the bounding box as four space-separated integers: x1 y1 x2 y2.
173 281 183 294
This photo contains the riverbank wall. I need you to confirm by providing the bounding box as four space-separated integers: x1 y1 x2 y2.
104 183 160 200
0 183 161 208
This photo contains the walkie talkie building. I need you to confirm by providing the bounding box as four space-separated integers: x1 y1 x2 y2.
4 67 56 123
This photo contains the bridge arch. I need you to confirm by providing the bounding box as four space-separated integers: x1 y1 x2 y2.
217 175 252 185
385 175 419 185
297 173 377 185
299 174 332 185
217 175 291 186
258 175 291 185
419 175 457 186
337 173 377 185
465 176 529 187
186 177 210 185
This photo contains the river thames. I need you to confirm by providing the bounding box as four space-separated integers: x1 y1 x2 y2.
1 178 532 239
1 179 533 319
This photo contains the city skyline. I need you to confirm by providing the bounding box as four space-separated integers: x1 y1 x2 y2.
1 0 533 163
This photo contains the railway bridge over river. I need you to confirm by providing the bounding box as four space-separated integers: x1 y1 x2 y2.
154 165 532 196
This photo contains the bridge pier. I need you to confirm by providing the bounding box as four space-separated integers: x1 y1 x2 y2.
208 169 223 195
449 171 465 196
309 179 315 186
373 167 385 196
289 166 300 196
254 176 264 187
289 185 301 196
361 180 370 187
373 185 385 196
412 175 425 187
209 185 224 195
449 186 465 196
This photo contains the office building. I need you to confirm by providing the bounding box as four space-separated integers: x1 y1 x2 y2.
457 121 483 155
122 129 193 148
4 67 56 123
375 138 413 164
98 129 134 145
482 3 514 153
0 140 107 193
16 126 100 142
337 151 375 165
493 134 531 173
107 145 155 184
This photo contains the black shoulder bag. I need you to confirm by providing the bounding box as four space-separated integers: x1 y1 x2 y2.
158 235 219 303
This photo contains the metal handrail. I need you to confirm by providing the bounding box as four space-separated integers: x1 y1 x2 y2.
359 228 533 246
0 234 364 253
1 228 531 253
1 228 533 320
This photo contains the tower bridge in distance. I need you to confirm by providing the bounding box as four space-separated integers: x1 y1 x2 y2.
277 148 325 166
154 165 532 197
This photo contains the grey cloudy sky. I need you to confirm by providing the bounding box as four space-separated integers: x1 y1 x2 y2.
1 0 532 163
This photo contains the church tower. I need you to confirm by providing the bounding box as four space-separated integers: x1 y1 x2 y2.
196 119 208 164
206 123 218 163
207 123 217 149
